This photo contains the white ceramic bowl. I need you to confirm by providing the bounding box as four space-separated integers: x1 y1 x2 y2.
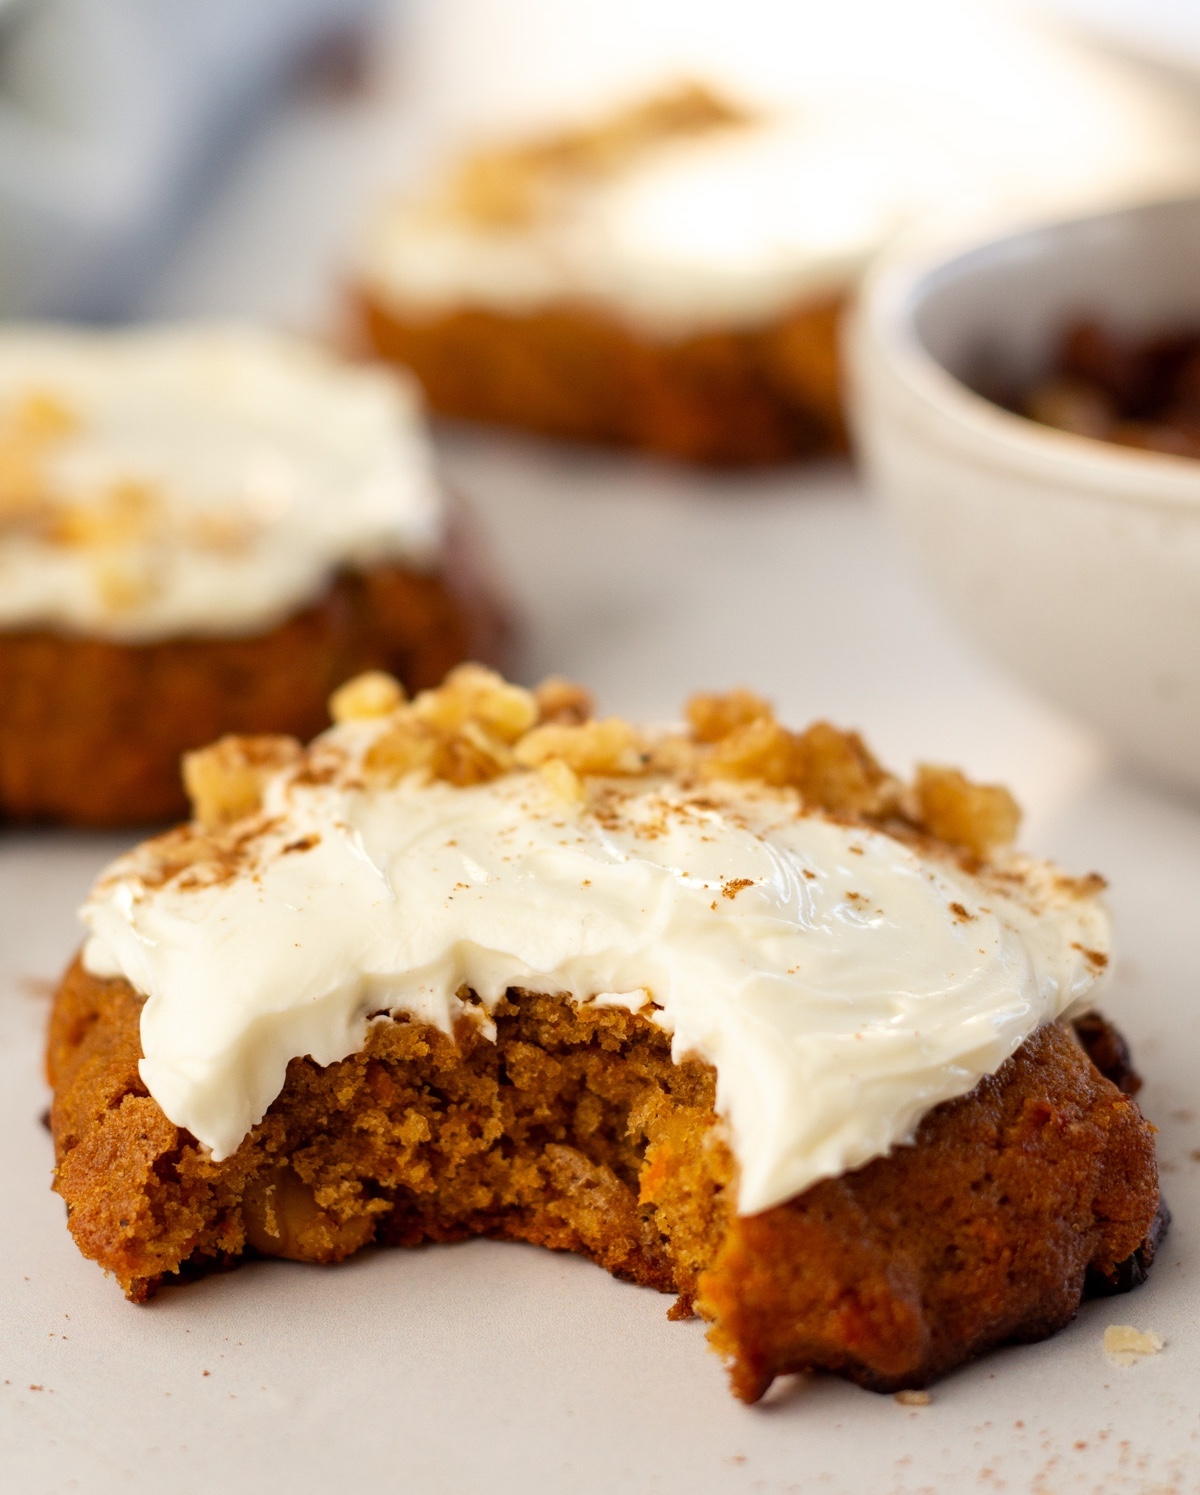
851 196 1200 796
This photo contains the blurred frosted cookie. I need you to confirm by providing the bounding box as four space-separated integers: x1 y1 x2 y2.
352 81 936 464
0 324 504 826
48 670 1162 1397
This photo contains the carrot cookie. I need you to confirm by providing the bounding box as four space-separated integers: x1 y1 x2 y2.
0 325 504 826
47 669 1162 1398
351 82 926 463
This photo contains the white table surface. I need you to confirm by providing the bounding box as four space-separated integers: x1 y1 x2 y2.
4 15 1200 1492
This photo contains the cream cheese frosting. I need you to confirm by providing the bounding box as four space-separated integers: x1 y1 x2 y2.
357 100 935 338
80 705 1111 1216
0 324 443 642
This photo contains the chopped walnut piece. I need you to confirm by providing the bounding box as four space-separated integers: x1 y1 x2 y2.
448 152 541 230
13 389 78 439
329 671 406 724
51 478 159 548
686 688 772 743
183 735 302 830
187 508 258 555
0 440 48 523
320 669 1032 871
435 720 514 787
702 716 795 787
93 555 156 613
911 764 1021 858
0 389 78 529
355 668 533 788
446 81 753 228
791 722 896 817
646 732 701 777
698 713 898 815
514 718 646 775
412 663 537 743
242 1166 377 1262
539 757 585 803
363 716 442 785
534 676 594 725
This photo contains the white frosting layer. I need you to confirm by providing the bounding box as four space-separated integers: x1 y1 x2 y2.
357 108 934 337
0 325 443 641
81 723 1110 1215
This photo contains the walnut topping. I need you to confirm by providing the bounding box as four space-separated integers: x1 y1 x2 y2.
353 665 535 789
186 507 260 555
539 757 585 804
909 765 1021 859
703 715 795 787
49 477 160 548
211 669 1023 867
644 731 700 776
329 670 407 723
13 389 77 439
687 688 772 744
513 718 647 776
435 719 516 787
93 553 157 614
362 715 442 785
0 438 48 524
42 477 169 615
411 663 538 743
183 735 302 830
0 386 258 567
791 722 896 818
0 393 162 557
445 81 754 228
534 676 594 725
0 388 78 527
692 695 897 818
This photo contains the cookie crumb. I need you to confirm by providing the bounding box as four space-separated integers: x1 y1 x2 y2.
1104 1325 1164 1366
895 1389 932 1406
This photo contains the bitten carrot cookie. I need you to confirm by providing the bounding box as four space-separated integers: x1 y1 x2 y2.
48 669 1162 1398
0 325 505 825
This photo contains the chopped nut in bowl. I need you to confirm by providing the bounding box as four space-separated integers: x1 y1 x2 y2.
853 194 1200 798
